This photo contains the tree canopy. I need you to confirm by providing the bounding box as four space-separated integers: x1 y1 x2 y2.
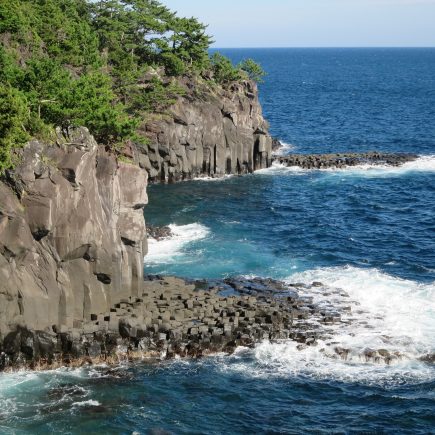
0 0 265 172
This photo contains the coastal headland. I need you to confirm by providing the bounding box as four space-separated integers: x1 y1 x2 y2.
0 0 423 372
0 124 420 371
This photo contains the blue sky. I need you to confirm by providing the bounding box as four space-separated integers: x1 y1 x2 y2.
162 0 435 47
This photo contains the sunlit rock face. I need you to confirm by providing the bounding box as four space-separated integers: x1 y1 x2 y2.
0 127 148 341
139 79 273 182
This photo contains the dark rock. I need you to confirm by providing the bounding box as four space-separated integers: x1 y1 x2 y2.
147 225 172 240
139 79 273 182
0 127 148 365
272 137 282 151
274 152 418 170
419 353 435 364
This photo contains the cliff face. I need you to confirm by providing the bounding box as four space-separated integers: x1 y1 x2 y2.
0 127 148 343
0 79 272 369
137 79 273 182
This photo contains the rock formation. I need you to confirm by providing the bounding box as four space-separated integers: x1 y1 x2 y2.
0 76 274 369
137 78 273 182
0 127 148 357
273 152 418 169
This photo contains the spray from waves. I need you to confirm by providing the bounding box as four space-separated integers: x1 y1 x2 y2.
192 174 234 182
145 223 210 264
271 141 297 157
72 399 102 407
257 155 435 176
326 154 435 177
255 160 306 175
219 266 435 386
288 266 435 356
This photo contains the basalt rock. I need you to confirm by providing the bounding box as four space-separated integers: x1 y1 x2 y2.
0 275 347 371
137 77 273 182
0 127 148 355
274 152 418 169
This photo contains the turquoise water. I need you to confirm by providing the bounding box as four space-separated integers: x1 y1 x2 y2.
1 49 434 434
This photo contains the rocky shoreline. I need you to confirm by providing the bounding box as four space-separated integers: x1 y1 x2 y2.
272 151 418 169
0 275 338 371
1 274 418 372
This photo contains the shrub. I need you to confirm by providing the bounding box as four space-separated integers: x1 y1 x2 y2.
239 58 266 83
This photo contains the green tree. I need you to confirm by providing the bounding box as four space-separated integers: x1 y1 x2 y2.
62 71 138 144
239 58 266 83
167 17 213 72
0 0 265 170
210 53 242 84
132 77 184 113
0 85 29 172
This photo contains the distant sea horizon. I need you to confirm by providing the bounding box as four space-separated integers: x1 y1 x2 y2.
211 46 435 49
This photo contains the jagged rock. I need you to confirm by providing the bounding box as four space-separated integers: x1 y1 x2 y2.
274 152 418 169
272 138 282 151
0 127 148 344
0 275 343 370
139 79 273 182
147 225 172 240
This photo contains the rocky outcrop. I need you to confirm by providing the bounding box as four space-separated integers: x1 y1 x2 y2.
137 78 273 182
0 127 148 361
273 152 418 169
0 275 349 371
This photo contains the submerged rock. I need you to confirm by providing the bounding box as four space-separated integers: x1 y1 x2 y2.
419 353 435 364
147 225 172 241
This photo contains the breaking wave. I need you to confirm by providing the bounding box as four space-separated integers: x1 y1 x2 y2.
145 223 210 264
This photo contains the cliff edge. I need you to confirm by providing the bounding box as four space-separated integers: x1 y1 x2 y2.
0 127 148 352
138 77 273 182
0 77 274 369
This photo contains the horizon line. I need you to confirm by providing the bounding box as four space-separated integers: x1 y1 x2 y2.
211 46 435 49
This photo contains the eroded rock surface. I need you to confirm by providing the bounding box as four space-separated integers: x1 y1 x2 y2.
137 79 273 182
0 127 148 350
0 275 349 370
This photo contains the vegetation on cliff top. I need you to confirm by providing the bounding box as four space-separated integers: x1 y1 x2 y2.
0 0 265 172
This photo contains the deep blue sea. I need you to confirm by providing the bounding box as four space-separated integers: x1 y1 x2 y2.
1 49 434 434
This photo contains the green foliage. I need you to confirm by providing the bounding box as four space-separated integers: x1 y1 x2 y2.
239 58 266 83
0 84 29 172
160 52 186 76
210 53 243 84
0 0 265 169
133 77 185 113
167 17 213 71
63 72 138 144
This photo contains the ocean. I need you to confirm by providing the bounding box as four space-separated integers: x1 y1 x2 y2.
1 48 434 434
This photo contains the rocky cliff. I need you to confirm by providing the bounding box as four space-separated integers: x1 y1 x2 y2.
137 78 273 182
0 127 148 356
0 77 274 370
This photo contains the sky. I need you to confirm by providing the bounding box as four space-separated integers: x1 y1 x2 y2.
162 0 435 47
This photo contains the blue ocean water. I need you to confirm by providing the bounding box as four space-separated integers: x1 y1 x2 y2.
1 49 435 434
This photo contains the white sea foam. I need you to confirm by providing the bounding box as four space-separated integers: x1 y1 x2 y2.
0 371 39 392
288 266 435 355
145 223 210 264
192 174 234 182
325 154 435 177
255 160 307 175
271 141 297 157
72 399 102 407
257 155 435 177
221 266 435 385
